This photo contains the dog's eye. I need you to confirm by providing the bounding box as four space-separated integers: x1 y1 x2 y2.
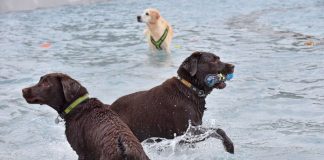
41 82 50 88
145 12 149 16
213 56 220 62
40 79 50 87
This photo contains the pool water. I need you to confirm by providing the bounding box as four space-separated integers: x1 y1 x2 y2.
0 0 323 159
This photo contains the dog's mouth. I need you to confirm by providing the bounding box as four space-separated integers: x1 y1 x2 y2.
215 81 227 89
29 99 43 104
24 95 43 105
24 96 44 104
214 65 234 90
22 92 44 105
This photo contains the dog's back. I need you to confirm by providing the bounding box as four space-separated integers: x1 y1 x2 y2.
22 73 150 159
65 98 149 160
110 78 203 142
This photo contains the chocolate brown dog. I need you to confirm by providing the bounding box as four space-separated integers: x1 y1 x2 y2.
110 51 235 153
22 73 149 160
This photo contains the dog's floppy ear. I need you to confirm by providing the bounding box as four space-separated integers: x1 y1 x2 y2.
182 52 202 76
152 10 160 20
60 75 88 102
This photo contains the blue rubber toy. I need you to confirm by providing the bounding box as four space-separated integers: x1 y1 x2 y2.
226 73 234 80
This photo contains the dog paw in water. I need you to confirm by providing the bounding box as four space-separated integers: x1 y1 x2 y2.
216 128 234 154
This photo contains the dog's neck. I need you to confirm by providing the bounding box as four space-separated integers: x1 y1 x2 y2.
177 70 214 97
172 77 207 113
55 94 90 119
63 98 105 122
177 76 208 98
147 19 167 40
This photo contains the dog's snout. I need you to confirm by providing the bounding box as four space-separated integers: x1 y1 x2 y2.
22 88 27 94
137 16 142 22
228 64 235 69
225 63 235 73
22 88 30 97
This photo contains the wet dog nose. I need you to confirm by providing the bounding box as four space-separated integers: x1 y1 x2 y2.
22 88 27 94
22 88 30 97
225 64 235 73
137 16 141 22
229 64 235 69
225 63 234 69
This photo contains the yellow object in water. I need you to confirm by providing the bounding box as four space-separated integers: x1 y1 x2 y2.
174 44 182 49
304 40 316 46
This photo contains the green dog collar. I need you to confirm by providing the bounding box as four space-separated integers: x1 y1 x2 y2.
150 26 169 50
64 94 89 115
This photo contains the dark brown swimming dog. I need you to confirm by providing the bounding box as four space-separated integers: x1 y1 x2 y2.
22 73 149 160
110 51 235 153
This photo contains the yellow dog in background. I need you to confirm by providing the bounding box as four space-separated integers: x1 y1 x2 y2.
137 8 173 54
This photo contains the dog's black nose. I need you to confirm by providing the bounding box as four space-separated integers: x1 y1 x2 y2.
225 64 235 73
137 16 142 22
225 64 235 69
229 64 235 69
22 88 28 95
22 88 31 98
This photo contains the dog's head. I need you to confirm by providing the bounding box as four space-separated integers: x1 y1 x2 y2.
137 8 160 24
177 52 235 95
22 73 88 112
